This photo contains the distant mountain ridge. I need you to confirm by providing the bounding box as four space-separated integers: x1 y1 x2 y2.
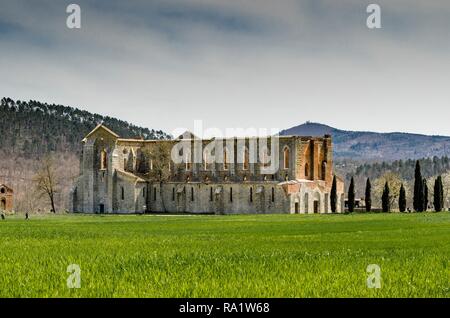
280 122 450 161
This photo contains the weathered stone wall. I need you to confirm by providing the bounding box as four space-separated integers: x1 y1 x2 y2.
72 125 344 214
144 182 290 214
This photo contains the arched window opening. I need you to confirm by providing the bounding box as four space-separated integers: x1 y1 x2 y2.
271 187 275 202
100 149 107 170
261 147 268 168
191 187 194 202
223 149 229 170
172 188 175 201
283 147 290 170
185 152 192 171
250 187 253 203
125 151 134 172
243 147 249 170
121 187 124 200
210 187 213 201
230 187 233 202
203 151 209 170
304 193 309 213
153 187 157 201
322 161 327 181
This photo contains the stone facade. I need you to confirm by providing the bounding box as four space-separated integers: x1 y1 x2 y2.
0 184 14 212
72 125 345 214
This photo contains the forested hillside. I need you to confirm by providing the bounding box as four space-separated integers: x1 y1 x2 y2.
0 97 170 157
0 97 170 213
335 156 450 208
351 156 450 182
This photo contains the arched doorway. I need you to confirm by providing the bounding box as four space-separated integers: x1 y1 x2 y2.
294 199 299 214
313 192 321 214
304 193 309 213
1 199 6 211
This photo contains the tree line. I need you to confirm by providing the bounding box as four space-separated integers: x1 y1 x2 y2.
351 156 450 183
330 160 447 213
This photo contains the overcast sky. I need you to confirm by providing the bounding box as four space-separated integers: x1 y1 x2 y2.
1 0 449 137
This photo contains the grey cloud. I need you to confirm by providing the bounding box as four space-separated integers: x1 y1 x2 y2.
0 0 449 136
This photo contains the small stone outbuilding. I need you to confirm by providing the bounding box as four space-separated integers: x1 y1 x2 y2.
0 184 14 212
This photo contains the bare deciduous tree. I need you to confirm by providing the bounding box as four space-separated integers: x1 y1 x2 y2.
33 155 60 213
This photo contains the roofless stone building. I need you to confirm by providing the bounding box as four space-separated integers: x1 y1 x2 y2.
72 125 344 214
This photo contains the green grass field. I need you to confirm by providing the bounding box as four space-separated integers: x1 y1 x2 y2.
0 212 449 298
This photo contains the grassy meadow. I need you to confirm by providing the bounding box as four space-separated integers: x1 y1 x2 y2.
0 212 449 298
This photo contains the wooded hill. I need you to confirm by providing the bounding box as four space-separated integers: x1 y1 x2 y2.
280 122 450 161
0 97 170 158
0 97 170 213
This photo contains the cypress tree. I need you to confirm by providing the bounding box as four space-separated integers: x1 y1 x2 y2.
382 182 390 212
365 178 372 212
413 160 423 212
423 178 428 211
331 175 337 213
399 183 406 212
434 176 444 212
348 177 355 213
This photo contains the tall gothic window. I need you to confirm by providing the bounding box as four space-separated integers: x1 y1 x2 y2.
185 152 192 171
283 147 290 170
243 147 249 170
322 161 327 181
100 149 107 170
203 150 211 170
223 149 229 170
261 147 270 168
305 163 309 178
